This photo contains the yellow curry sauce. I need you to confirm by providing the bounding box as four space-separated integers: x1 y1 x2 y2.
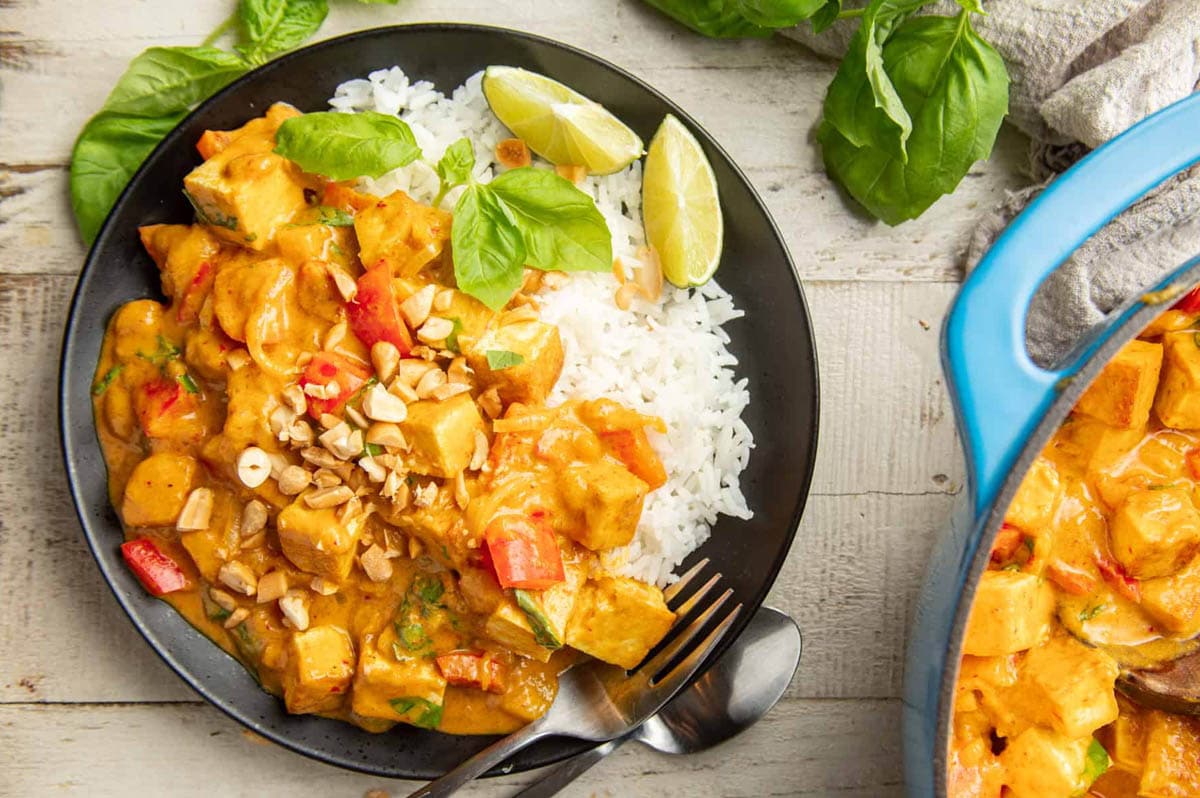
92 104 677 736
951 308 1200 796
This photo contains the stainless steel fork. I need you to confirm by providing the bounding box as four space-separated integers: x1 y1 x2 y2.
405 559 741 798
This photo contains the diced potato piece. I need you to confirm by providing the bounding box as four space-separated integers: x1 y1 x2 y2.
401 394 485 478
1155 330 1200 430
276 500 365 581
1110 486 1200 578
481 555 587 662
353 190 451 275
282 624 355 715
1004 636 1119 739
1004 457 1062 533
351 634 446 726
121 453 198 527
1139 711 1200 797
1074 339 1163 429
183 106 308 249
962 570 1054 657
998 726 1092 798
559 460 647 551
466 321 564 405
1142 554 1200 635
212 258 295 344
565 576 674 669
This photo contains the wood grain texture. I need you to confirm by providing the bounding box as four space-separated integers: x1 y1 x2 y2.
0 0 1019 792
0 700 903 797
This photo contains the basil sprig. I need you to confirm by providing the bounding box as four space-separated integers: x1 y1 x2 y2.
434 142 611 309
641 0 1010 225
274 111 422 180
69 0 398 245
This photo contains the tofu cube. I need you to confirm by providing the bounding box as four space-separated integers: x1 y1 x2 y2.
1006 636 1120 739
276 500 365 582
121 453 198 527
1107 700 1148 774
1155 331 1200 429
565 576 675 669
1140 711 1200 796
400 393 485 478
282 625 355 715
482 556 587 662
351 633 446 726
997 726 1092 798
466 321 564 405
1004 457 1062 533
1141 555 1200 635
183 107 308 250
559 460 647 551
962 570 1054 657
353 190 451 275
1110 486 1200 578
1074 339 1162 429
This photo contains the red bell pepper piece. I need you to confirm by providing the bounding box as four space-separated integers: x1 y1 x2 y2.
483 514 565 590
989 523 1025 563
196 129 233 160
1096 555 1141 603
121 538 189 596
347 264 413 355
435 651 507 694
1045 559 1096 596
299 352 371 418
135 377 198 439
1174 286 1200 314
601 428 667 490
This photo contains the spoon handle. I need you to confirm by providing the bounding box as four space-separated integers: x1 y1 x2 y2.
405 721 546 798
508 738 626 798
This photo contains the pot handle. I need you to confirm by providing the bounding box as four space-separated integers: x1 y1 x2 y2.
945 92 1200 515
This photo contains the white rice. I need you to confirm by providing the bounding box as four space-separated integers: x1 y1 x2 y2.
327 67 754 585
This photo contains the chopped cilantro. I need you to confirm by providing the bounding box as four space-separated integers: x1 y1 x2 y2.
183 189 239 231
397 622 427 651
178 373 199 394
485 349 525 370
413 575 444 605
388 696 443 729
1079 604 1107 623
91 364 123 396
445 317 463 353
363 442 384 457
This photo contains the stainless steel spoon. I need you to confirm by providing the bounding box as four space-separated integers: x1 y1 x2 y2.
510 605 802 798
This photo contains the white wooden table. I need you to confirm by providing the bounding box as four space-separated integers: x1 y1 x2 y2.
0 2 1031 795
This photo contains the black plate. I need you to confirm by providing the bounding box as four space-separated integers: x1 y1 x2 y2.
59 23 819 778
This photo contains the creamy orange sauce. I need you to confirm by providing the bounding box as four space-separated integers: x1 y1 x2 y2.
93 105 676 735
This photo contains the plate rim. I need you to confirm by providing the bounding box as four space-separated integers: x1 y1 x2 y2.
58 21 820 778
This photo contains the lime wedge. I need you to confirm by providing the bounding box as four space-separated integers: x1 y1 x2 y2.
482 66 644 175
642 114 723 288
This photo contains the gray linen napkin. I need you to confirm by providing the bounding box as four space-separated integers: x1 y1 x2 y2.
783 0 1200 366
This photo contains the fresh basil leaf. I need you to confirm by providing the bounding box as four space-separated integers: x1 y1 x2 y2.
236 0 329 65
451 184 527 311
357 0 400 3
810 0 842 32
955 0 986 12
488 168 612 274
732 0 827 27
92 365 124 396
819 11 1008 224
640 0 774 37
388 696 443 729
71 112 187 244
822 0 931 163
486 350 525 370
101 46 247 118
274 111 422 180
1079 739 1110 791
437 137 475 190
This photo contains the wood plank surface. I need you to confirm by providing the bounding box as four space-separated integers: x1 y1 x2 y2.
0 0 1019 793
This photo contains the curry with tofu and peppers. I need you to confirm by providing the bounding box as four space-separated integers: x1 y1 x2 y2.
92 104 678 735
951 297 1200 797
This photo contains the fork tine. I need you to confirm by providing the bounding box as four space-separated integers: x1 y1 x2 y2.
668 572 721 621
640 587 732 677
662 557 709 603
650 604 742 695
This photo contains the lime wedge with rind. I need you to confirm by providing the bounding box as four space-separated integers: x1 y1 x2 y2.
642 114 723 288
482 66 644 176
